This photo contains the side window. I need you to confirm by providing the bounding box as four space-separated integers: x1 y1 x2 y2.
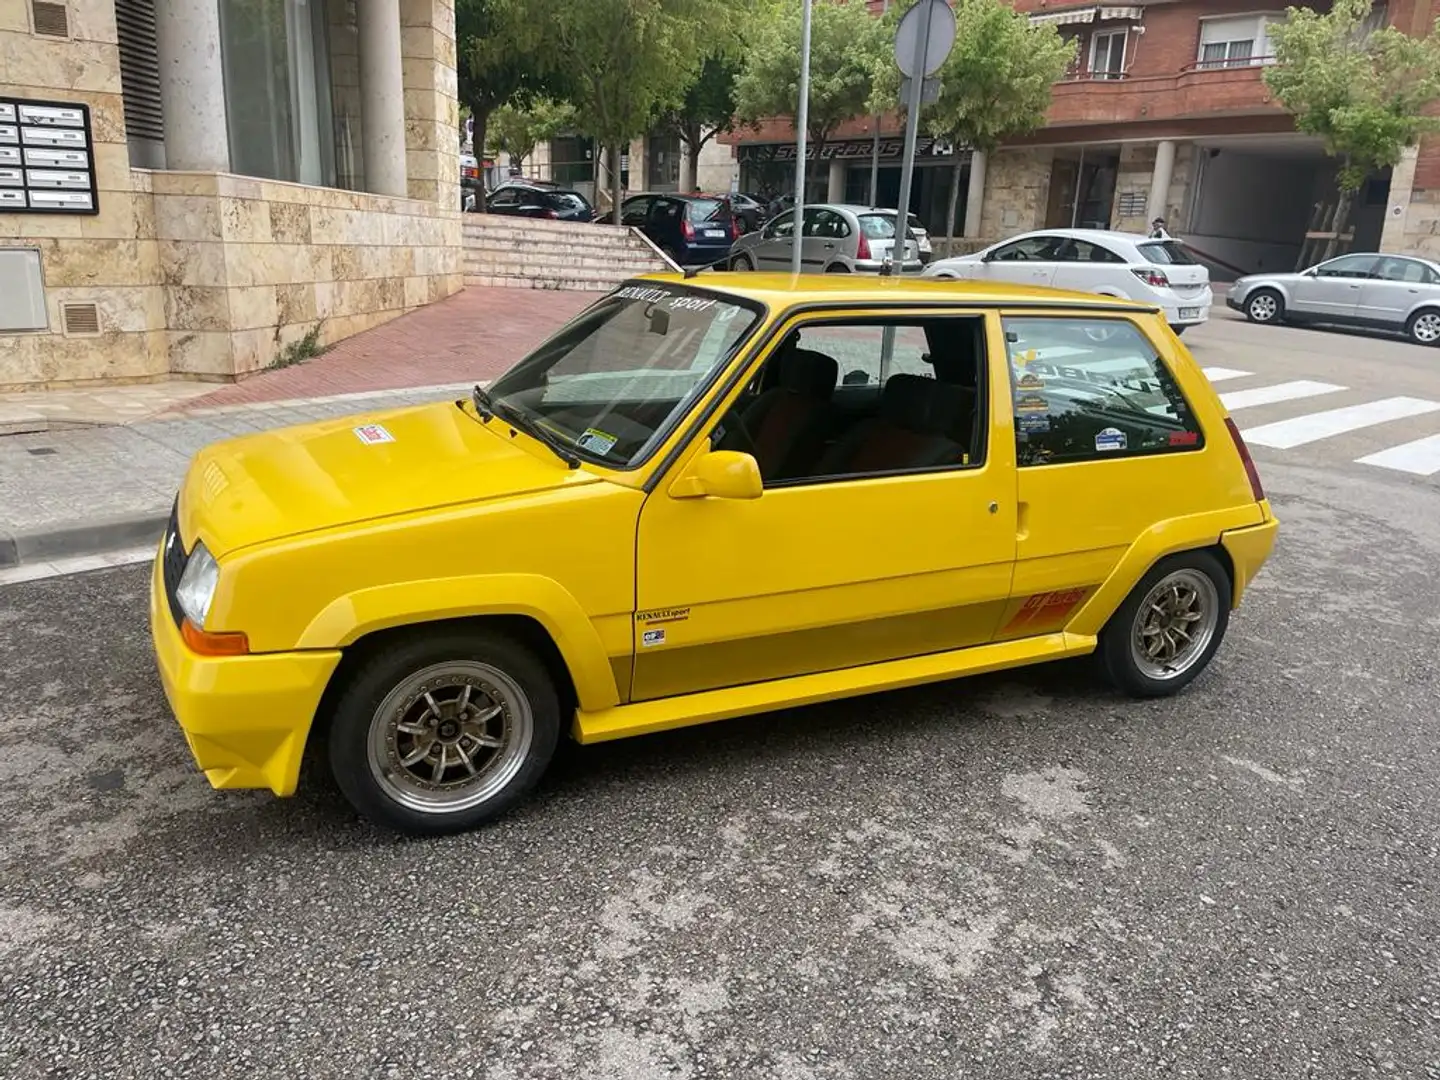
621 197 652 226
1003 316 1204 467
1078 240 1125 263
1315 255 1379 279
767 211 796 238
1376 257 1431 284
489 188 519 207
712 317 990 486
991 236 1060 261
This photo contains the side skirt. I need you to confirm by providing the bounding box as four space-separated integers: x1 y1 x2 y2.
572 631 1097 744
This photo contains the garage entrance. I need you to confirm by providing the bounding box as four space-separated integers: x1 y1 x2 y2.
1182 136 1389 276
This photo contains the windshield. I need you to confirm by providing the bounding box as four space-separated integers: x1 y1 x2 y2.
484 283 763 469
858 214 898 239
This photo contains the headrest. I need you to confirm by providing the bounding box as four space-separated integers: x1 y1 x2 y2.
880 374 971 435
778 348 838 399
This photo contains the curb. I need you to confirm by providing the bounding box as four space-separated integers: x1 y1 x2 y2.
0 511 169 569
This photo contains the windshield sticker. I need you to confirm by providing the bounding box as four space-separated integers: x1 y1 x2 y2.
1018 414 1051 435
1017 372 1045 390
354 423 395 445
1095 427 1127 452
642 627 667 648
1012 348 1038 368
614 285 725 315
576 427 618 455
1015 394 1050 414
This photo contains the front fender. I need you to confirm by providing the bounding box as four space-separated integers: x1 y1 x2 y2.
297 573 623 711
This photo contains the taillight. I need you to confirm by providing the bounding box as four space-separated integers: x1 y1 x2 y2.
682 217 695 241
1132 266 1170 288
1225 417 1265 501
856 231 871 261
730 215 741 240
542 208 558 219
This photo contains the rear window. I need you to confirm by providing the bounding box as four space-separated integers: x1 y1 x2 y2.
1136 241 1198 265
685 199 726 222
552 192 590 212
858 214 897 239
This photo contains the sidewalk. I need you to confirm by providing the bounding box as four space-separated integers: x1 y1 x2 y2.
0 286 592 568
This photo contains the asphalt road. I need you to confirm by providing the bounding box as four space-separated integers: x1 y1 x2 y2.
3 320 1440 1079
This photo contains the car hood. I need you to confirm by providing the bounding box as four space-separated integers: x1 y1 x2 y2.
178 400 601 557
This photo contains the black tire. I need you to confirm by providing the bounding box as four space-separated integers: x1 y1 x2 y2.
1405 308 1440 347
1169 324 1188 337
825 263 851 274
1244 288 1284 325
730 253 754 271
327 630 561 836
1097 550 1232 698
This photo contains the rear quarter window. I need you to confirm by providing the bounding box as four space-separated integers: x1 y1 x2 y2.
1003 316 1204 467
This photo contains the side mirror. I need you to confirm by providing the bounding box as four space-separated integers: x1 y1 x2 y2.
669 450 763 501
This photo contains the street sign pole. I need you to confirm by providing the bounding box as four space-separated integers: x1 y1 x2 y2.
792 0 814 275
892 0 955 275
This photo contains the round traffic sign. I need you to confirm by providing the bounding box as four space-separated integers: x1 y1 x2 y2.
894 0 957 78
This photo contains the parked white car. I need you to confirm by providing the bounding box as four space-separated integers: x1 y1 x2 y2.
923 228 1213 333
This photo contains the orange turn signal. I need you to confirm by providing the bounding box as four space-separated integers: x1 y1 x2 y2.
181 619 250 656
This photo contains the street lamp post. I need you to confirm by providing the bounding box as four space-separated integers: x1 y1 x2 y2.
791 0 814 275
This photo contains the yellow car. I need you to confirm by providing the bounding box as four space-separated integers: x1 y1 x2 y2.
150 274 1278 835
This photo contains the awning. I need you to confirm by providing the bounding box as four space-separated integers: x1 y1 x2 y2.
1029 5 1143 25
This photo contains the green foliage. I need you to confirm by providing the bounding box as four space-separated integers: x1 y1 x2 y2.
271 323 325 370
871 0 1074 153
488 99 578 167
735 0 887 147
455 0 557 120
1265 0 1440 192
662 55 742 153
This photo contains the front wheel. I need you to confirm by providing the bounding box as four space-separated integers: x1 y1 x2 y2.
1098 551 1232 698
1244 288 1284 325
1406 308 1440 347
328 631 561 835
730 253 755 271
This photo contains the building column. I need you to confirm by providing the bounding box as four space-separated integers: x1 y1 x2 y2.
358 0 408 197
827 157 846 202
964 150 987 238
1380 145 1419 253
1147 139 1176 226
154 0 231 171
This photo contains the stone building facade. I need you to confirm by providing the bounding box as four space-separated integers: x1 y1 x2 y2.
0 0 463 391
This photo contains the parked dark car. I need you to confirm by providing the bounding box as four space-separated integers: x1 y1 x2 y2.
481 182 593 221
612 193 740 268
728 192 767 233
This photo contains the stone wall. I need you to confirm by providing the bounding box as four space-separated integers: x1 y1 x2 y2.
151 171 462 378
978 148 1054 240
1109 142 1195 234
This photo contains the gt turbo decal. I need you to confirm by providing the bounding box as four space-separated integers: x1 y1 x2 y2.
1002 588 1090 633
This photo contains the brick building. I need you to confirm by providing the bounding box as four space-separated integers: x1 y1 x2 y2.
724 0 1439 274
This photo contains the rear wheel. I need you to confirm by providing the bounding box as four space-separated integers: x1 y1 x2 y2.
328 630 561 835
825 263 851 274
1406 308 1440 347
729 253 755 271
1244 288 1284 325
1098 551 1231 698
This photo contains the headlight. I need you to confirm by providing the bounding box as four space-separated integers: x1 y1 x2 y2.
175 543 220 628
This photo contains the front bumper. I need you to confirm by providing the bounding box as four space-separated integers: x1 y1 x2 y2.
149 543 341 796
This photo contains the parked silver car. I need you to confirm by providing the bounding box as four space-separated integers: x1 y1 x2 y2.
1227 252 1440 347
727 203 922 273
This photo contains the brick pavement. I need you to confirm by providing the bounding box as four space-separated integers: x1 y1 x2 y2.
173 286 594 412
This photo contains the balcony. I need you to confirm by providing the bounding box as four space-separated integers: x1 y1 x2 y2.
1047 59 1285 127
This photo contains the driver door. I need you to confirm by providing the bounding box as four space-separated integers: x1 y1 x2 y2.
975 235 1062 289
1290 254 1378 318
752 212 796 270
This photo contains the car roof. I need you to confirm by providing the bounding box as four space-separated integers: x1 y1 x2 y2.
630 271 1157 311
1012 227 1169 246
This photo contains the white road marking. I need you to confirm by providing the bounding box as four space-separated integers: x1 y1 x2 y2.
1201 367 1252 383
0 546 152 588
1219 380 1347 411
1243 396 1440 449
1355 432 1440 476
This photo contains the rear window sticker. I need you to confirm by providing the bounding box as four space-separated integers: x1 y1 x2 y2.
354 423 395 445
1168 430 1199 447
1018 414 1051 434
1015 393 1050 414
1095 427 1127 452
576 428 618 455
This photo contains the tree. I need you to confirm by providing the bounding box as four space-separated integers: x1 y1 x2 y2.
1264 0 1440 262
455 0 563 209
550 0 743 223
872 0 1074 239
659 55 741 192
735 0 886 165
488 99 578 173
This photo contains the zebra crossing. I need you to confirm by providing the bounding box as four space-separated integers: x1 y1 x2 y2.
1202 366 1440 477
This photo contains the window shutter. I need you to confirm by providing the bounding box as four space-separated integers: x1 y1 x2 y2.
114 0 165 143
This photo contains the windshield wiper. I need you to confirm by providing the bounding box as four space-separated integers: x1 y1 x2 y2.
471 383 495 421
492 399 581 469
